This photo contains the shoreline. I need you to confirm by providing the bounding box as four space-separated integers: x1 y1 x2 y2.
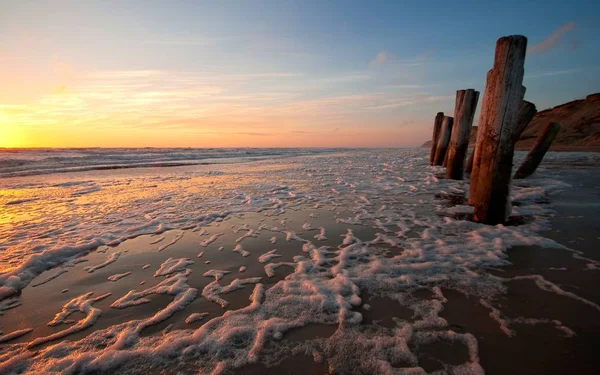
0 149 598 374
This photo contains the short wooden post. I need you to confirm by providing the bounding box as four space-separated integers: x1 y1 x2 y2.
442 143 450 167
469 35 527 225
446 89 480 179
514 101 537 139
465 145 476 174
429 112 444 165
514 122 560 179
465 100 535 175
433 116 453 166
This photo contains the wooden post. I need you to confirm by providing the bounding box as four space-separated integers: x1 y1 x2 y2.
442 142 450 167
429 112 444 165
446 89 480 179
514 101 537 140
469 35 527 225
514 122 560 179
465 100 535 175
433 116 453 166
465 145 476 174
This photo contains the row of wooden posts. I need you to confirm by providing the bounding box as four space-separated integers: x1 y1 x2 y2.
429 35 560 226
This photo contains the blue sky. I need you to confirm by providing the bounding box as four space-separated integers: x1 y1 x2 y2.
0 0 599 147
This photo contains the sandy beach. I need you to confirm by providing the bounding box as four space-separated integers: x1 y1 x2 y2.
0 148 597 374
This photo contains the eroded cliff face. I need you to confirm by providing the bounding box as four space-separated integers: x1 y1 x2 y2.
422 93 600 151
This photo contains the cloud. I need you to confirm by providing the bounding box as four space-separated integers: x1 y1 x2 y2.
144 37 222 46
525 68 582 79
529 21 575 54
367 94 454 110
234 132 269 136
386 84 430 89
370 51 389 65
318 75 370 83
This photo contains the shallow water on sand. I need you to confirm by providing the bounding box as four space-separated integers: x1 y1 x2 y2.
1 149 599 374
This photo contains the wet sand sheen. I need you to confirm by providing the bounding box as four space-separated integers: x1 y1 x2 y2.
2 204 385 346
1 150 599 374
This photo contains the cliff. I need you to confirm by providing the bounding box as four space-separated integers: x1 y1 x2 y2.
421 93 600 151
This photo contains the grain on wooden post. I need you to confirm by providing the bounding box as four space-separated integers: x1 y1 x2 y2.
429 112 445 165
466 69 493 180
433 116 454 166
466 99 536 175
446 89 480 179
468 35 527 225
514 122 560 179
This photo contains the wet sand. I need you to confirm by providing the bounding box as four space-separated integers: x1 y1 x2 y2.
230 163 600 374
2 203 384 346
441 164 600 375
1 152 599 374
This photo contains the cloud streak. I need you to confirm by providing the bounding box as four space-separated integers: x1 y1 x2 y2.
525 68 582 79
370 51 389 65
529 21 575 54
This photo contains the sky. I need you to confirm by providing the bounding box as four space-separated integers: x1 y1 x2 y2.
0 0 599 148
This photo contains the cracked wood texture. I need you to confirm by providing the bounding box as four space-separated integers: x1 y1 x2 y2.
465 100 536 174
469 35 527 225
446 89 480 179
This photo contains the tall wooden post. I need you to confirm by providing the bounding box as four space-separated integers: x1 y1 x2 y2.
429 112 444 165
469 35 527 225
433 116 454 166
465 100 535 175
514 122 560 179
446 89 480 179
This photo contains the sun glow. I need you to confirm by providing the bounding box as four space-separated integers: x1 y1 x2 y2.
0 125 28 148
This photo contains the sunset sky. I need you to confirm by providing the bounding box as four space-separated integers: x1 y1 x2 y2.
1 0 599 148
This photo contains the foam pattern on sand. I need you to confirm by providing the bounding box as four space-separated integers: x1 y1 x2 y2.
0 149 597 374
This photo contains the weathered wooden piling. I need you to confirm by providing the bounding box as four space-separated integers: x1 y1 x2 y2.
465 100 536 175
469 35 527 225
442 144 450 167
514 122 560 179
465 145 476 174
514 101 537 139
433 116 454 166
446 89 480 179
429 112 445 165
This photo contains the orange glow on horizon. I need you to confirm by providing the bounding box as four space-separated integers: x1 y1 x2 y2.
0 66 442 148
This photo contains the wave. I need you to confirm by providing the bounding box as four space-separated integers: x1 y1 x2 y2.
0 148 340 178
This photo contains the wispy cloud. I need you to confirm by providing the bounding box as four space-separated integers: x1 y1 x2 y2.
0 58 451 146
370 51 389 65
525 68 582 79
318 75 370 83
385 84 431 89
367 94 454 110
234 132 269 136
144 37 222 46
369 51 432 71
529 21 575 54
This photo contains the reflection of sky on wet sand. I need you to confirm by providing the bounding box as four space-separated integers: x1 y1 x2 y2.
1 150 599 374
0 161 303 271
